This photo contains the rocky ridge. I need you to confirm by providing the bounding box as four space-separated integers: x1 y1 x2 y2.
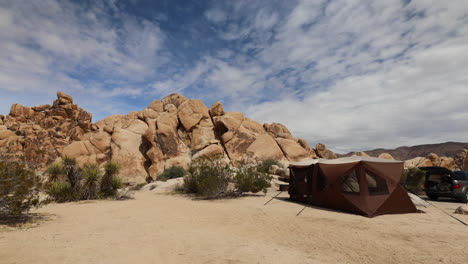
0 92 336 183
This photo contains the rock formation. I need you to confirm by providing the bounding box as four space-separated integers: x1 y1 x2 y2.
378 153 394 160
454 149 468 170
0 92 93 165
404 153 456 170
0 92 335 184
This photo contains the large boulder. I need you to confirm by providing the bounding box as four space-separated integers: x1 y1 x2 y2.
426 153 441 166
315 143 337 159
192 144 225 160
148 99 164 112
352 151 370 157
454 149 468 170
178 99 210 132
275 138 310 162
190 119 217 151
95 114 125 134
264 122 294 140
61 131 111 165
209 102 224 117
378 153 394 160
137 108 159 122
161 93 188 108
220 117 266 161
246 134 287 162
56 91 73 104
110 120 149 184
440 157 456 170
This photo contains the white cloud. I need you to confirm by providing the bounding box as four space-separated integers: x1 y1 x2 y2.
0 0 167 118
1 0 467 153
204 8 227 23
157 0 468 152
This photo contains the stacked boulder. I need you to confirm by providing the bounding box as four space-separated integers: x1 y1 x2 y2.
0 91 93 165
454 149 468 170
0 92 337 184
404 152 456 170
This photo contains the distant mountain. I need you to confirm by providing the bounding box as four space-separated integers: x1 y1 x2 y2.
339 142 468 160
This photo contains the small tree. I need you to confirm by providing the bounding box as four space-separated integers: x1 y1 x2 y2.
101 161 120 195
81 163 101 199
0 160 41 216
403 167 426 194
61 156 80 193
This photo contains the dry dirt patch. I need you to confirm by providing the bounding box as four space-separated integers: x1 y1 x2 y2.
1 189 467 264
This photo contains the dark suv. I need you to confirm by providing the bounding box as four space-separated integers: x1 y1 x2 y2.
421 167 468 203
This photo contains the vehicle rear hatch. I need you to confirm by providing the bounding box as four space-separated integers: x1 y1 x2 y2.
420 167 453 193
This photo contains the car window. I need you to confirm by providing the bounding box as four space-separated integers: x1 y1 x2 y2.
452 171 467 181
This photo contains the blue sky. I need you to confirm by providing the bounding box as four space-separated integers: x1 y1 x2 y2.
0 0 467 153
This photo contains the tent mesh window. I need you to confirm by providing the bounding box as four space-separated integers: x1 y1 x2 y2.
341 169 360 194
317 167 326 191
365 170 389 195
292 168 308 184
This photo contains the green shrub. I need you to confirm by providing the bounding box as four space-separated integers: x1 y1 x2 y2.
0 160 41 216
184 156 233 198
157 166 186 181
403 167 426 194
46 162 64 182
81 163 100 199
261 159 281 173
234 159 272 194
46 181 75 202
111 177 123 190
101 161 120 195
61 156 80 192
45 159 122 202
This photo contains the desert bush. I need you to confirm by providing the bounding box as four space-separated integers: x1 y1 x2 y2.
45 159 122 202
46 162 64 182
261 159 281 173
234 159 272 194
46 181 76 202
101 161 120 195
184 155 233 198
0 160 41 216
81 163 101 199
157 166 186 181
61 156 80 192
403 167 426 193
111 177 123 190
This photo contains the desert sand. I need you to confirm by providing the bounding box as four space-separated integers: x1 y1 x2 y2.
1 188 468 264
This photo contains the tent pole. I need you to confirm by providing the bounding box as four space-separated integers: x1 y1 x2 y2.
412 193 467 226
264 191 283 206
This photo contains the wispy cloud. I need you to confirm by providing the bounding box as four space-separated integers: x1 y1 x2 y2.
0 0 466 152
0 0 166 117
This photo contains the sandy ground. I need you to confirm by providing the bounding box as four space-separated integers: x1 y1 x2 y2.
1 189 468 264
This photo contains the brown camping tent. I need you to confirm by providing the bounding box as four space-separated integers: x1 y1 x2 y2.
288 156 417 217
